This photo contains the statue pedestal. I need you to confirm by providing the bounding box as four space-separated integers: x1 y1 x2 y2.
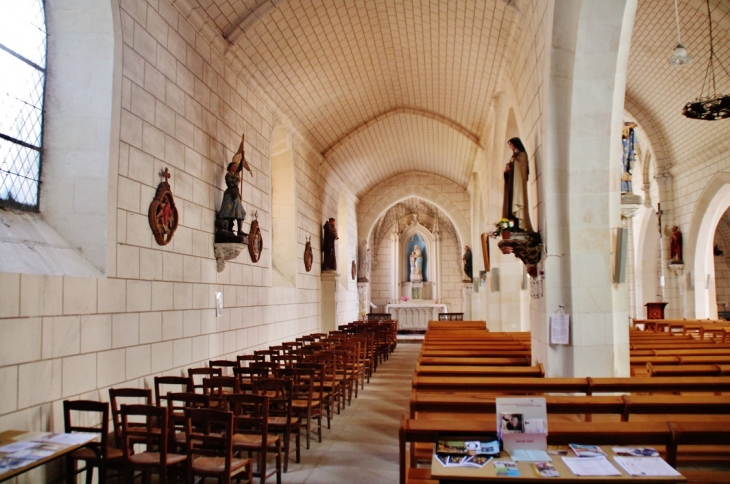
321 272 339 332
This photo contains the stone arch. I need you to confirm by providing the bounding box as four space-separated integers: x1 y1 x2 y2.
270 123 297 286
687 172 730 318
359 182 470 250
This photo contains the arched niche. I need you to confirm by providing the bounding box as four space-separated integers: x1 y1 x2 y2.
687 173 730 318
399 219 436 285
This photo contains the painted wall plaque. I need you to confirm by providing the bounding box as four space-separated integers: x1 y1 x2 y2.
148 168 178 245
304 236 313 272
248 211 263 263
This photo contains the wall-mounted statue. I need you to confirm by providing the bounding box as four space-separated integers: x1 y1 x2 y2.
502 137 533 233
665 225 683 264
463 245 473 281
217 134 253 239
322 218 338 271
358 243 370 282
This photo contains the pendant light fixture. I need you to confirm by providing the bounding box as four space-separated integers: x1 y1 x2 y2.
682 0 730 120
669 0 692 65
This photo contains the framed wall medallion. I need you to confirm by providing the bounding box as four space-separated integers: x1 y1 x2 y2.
148 168 178 246
304 236 313 272
248 211 263 263
351 260 356 280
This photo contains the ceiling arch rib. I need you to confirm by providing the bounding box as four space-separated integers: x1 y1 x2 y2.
324 112 480 198
322 107 483 158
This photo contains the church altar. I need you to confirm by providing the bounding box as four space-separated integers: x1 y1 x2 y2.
384 302 448 331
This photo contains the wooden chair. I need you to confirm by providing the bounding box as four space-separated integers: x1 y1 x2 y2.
233 367 269 393
166 392 211 451
237 354 259 367
253 378 299 472
63 400 123 484
108 387 152 448
296 361 333 429
227 393 282 484
203 376 240 409
184 408 253 484
154 375 192 407
251 361 280 377
120 404 186 484
210 359 238 376
188 367 222 394
279 367 323 449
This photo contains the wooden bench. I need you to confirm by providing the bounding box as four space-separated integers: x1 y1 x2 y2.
399 416 677 484
426 321 486 331
417 356 531 366
414 363 544 378
646 363 730 377
412 375 587 393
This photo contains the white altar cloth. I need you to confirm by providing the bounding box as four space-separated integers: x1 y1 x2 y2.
384 303 448 331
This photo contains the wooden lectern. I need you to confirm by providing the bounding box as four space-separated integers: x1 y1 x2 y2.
645 302 668 319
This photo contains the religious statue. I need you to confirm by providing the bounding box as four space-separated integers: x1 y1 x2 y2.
665 225 683 264
410 245 423 282
621 122 637 193
502 137 533 232
217 134 253 237
358 243 371 282
463 245 473 281
322 218 338 271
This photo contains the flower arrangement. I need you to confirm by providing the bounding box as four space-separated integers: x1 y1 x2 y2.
401 296 409 302
492 218 514 237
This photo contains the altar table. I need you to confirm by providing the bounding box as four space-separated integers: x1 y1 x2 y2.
385 302 448 331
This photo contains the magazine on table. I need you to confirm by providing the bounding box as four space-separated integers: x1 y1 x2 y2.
493 460 520 477
532 461 559 477
611 447 660 457
435 437 500 468
569 443 606 457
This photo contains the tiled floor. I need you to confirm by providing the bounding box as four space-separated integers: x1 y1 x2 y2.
279 341 421 484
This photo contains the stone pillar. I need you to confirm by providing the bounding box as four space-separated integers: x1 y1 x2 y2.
391 229 400 303
534 0 636 378
462 282 473 320
621 195 642 319
357 281 369 319
321 272 339 332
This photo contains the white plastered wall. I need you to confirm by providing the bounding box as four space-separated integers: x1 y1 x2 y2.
0 0 358 463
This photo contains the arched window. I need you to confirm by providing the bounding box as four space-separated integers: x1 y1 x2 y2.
0 0 46 210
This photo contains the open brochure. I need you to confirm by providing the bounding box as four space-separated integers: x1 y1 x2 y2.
562 456 621 476
435 437 499 468
613 456 681 477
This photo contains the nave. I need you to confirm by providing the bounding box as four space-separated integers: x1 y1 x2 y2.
279 341 420 484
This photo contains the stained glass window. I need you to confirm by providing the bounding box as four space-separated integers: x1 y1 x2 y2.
0 1 46 209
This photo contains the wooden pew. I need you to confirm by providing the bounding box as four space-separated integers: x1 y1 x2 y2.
646 363 725 377
426 321 486 331
399 416 676 484
418 356 531 366
587 376 730 394
414 363 544 378
409 391 625 419
411 375 587 393
419 349 532 358
411 375 730 395
622 395 730 421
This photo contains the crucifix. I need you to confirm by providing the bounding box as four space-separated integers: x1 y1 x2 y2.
656 203 663 238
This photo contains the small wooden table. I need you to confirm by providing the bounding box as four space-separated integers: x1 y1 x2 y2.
0 430 96 482
431 446 686 483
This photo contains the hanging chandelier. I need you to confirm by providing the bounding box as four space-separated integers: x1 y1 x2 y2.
682 0 730 120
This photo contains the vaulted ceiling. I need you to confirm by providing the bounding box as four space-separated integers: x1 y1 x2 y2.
192 0 730 196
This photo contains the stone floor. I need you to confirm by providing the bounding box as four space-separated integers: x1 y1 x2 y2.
278 340 421 484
